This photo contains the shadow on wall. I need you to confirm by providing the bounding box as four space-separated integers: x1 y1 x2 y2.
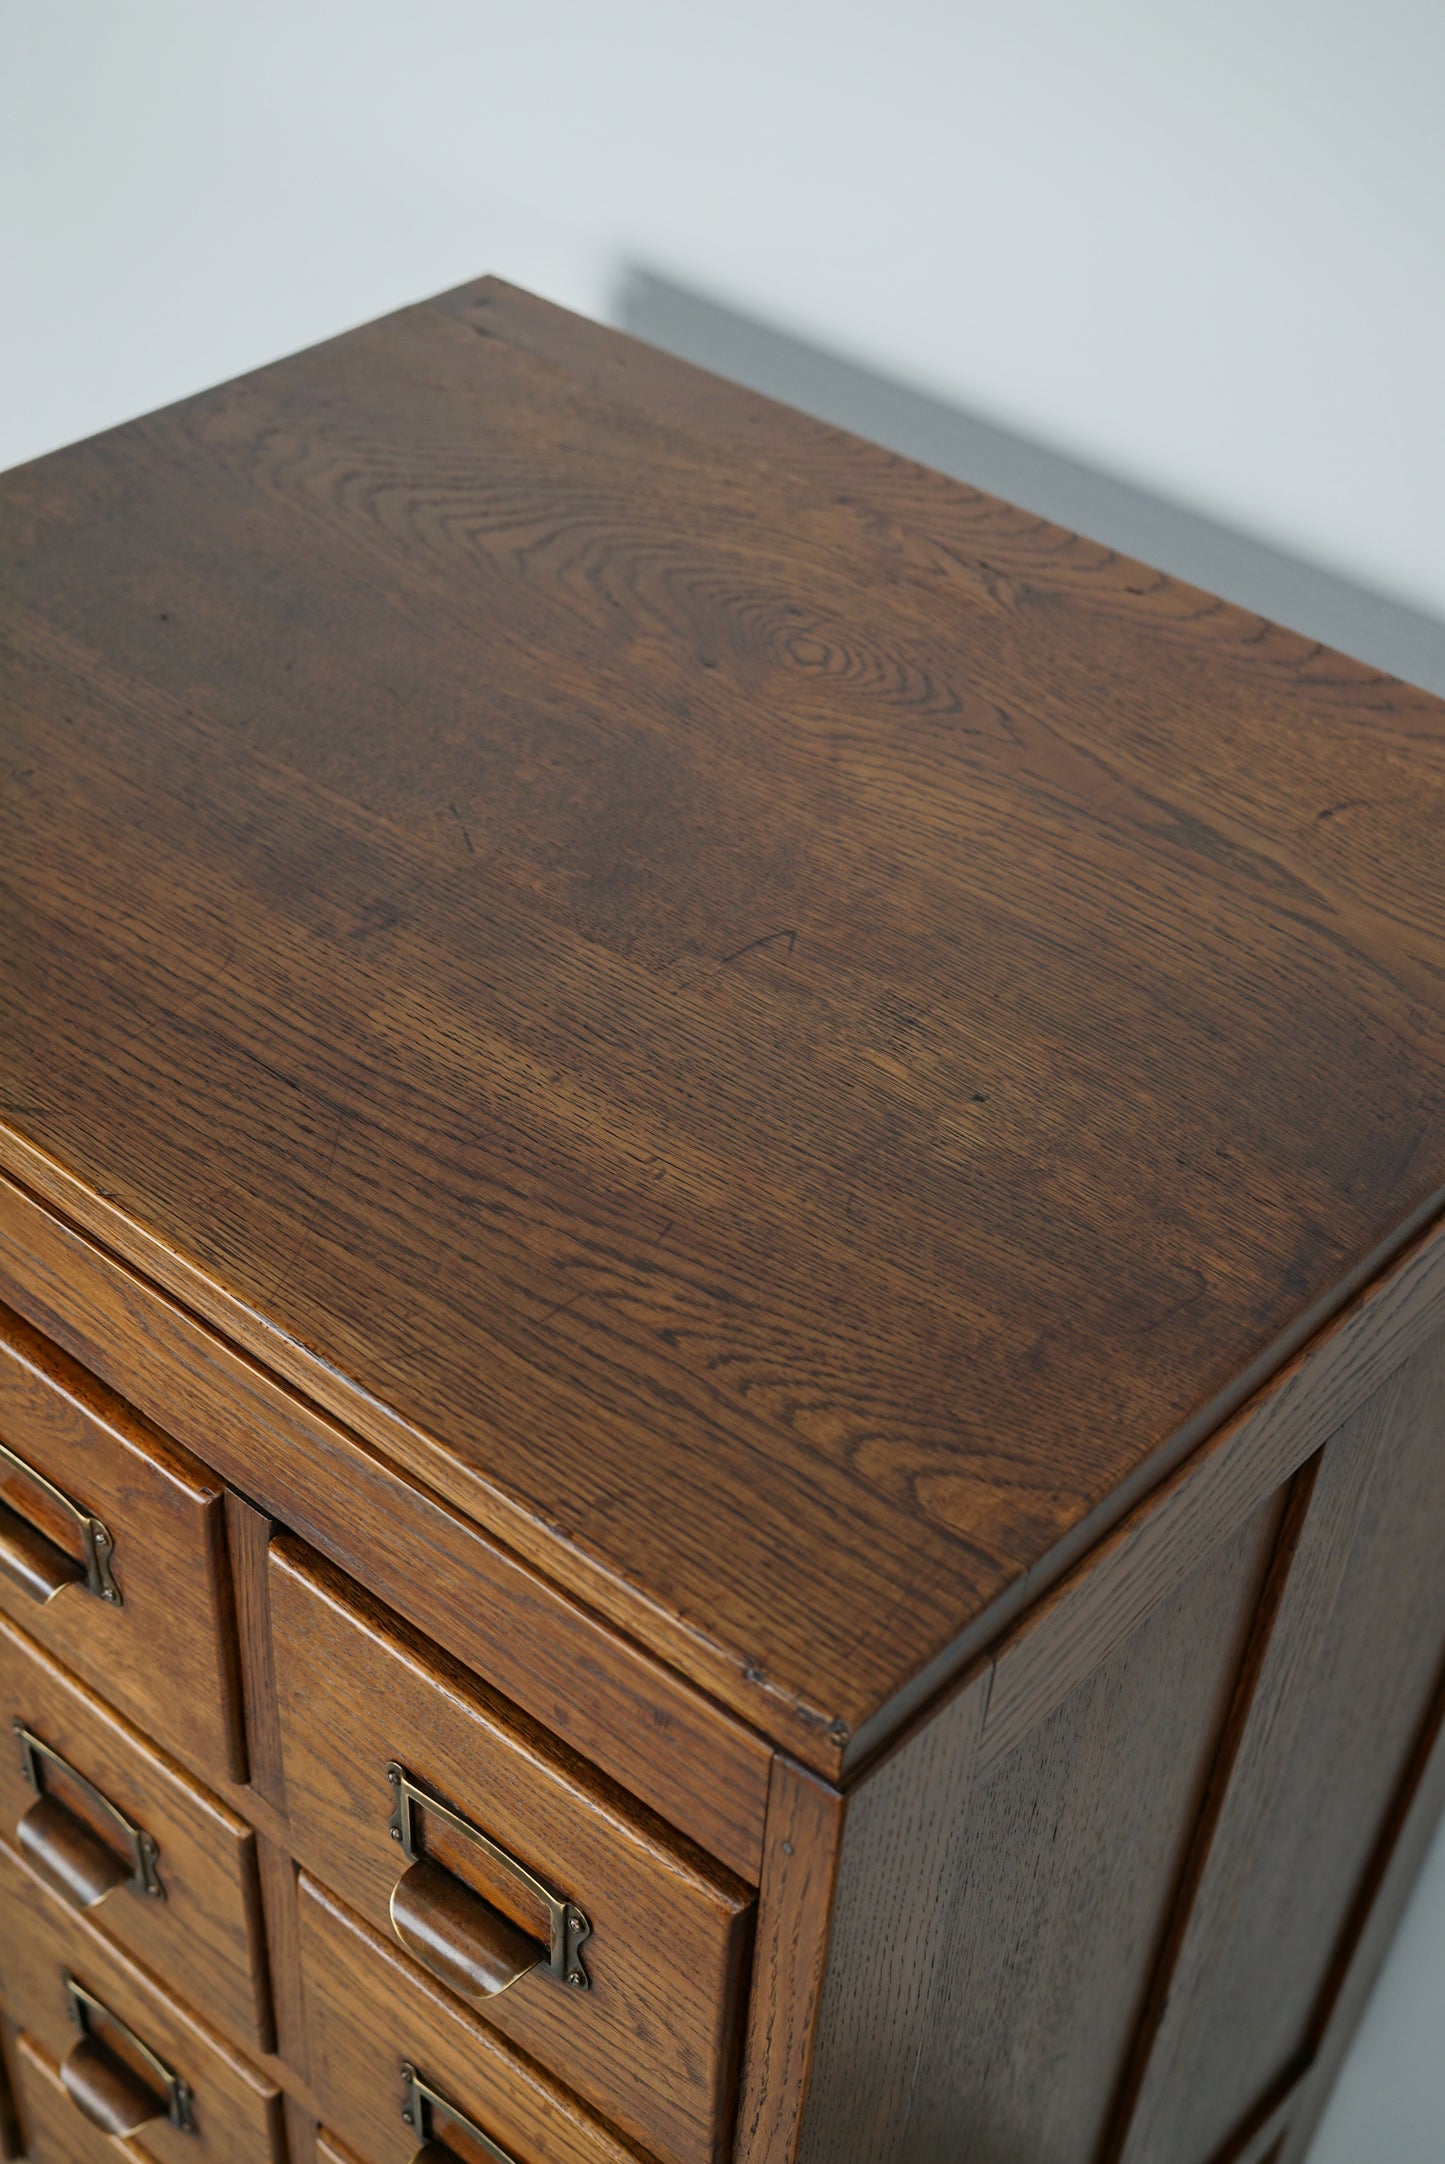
614 268 1445 702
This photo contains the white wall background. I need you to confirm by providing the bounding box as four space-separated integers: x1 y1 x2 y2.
3 5 1443 2156
5 0 1445 615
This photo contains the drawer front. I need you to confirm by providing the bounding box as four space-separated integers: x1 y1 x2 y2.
0 1615 269 2049
271 1537 752 2164
300 1873 644 2164
0 1309 241 1783
12 2033 123 2164
0 1838 283 2163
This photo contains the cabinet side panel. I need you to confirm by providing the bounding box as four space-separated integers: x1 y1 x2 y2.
1274 1662 1445 2164
906 1493 1283 2164
1117 1322 1445 2164
795 1492 1283 2164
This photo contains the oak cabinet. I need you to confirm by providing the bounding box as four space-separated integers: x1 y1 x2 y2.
2 275 1444 2164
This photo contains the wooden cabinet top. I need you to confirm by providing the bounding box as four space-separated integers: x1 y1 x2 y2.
4 277 1443 1772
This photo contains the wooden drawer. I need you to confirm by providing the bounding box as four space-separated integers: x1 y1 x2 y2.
0 1615 269 2050
0 1837 284 2162
10 2033 123 2164
270 1537 753 2164
0 1309 241 1784
300 1873 646 2164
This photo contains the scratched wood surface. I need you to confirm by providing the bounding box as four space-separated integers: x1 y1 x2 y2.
3 276 1445 1768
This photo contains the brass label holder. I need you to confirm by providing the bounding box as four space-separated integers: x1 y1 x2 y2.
0 1436 121 1605
400 2060 520 2163
16 1722 164 1901
386 1762 592 1990
64 1972 195 2134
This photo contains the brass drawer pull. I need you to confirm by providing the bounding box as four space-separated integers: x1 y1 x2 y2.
400 2060 519 2164
60 1972 195 2137
386 1762 591 2000
14 1722 164 1909
0 1436 120 1607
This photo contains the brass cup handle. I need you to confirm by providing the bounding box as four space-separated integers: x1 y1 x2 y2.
400 2061 520 2164
385 1764 591 2004
14 1723 164 1910
390 1856 541 2001
62 2038 169 2138
0 1437 120 1607
59 1974 194 2137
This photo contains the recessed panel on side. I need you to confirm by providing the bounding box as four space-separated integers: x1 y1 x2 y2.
797 1484 1286 2164
1118 1323 1445 2164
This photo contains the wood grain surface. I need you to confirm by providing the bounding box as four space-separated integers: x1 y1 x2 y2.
0 1303 244 1784
736 1269 1445 2164
298 1873 648 2164
733 1756 845 2164
1116 1321 1445 2164
980 1206 1445 1767
1274 1656 1445 2164
795 1492 1283 2164
0 1836 284 2164
0 1615 270 2051
4 274 1445 1763
270 1536 752 2164
0 1169 771 1871
11 2034 137 2164
793 1670 990 2164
